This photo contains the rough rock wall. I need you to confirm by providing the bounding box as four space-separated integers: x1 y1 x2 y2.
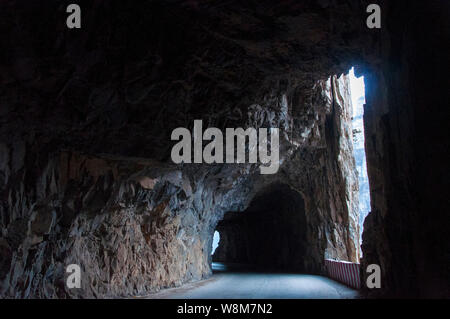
0 1 363 298
277 75 359 267
213 75 360 272
0 0 366 162
0 74 359 298
360 0 450 298
0 145 263 298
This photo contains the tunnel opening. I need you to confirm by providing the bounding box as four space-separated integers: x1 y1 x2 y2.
211 230 220 255
212 183 308 272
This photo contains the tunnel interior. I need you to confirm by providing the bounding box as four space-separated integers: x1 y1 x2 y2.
0 1 448 299
212 184 307 272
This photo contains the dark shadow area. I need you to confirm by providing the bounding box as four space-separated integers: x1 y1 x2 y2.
213 183 308 272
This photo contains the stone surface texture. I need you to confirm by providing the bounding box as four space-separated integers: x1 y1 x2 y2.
0 0 448 298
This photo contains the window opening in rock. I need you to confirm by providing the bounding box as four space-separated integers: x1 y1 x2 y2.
349 67 371 255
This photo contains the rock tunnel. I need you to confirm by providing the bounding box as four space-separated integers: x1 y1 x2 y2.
0 0 448 299
213 183 309 272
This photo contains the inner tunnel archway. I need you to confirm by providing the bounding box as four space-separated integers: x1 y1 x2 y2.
212 183 308 272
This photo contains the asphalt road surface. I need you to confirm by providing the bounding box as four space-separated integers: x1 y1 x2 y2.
146 263 359 299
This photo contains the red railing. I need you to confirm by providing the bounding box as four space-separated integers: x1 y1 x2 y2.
325 259 361 289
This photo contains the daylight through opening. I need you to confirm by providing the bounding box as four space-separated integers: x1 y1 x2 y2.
349 67 371 255
211 231 220 255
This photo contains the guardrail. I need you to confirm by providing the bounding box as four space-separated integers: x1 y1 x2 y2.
325 259 361 289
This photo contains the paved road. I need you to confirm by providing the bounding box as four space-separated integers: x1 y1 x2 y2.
147 263 359 299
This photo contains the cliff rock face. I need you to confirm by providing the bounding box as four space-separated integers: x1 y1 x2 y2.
213 75 360 271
